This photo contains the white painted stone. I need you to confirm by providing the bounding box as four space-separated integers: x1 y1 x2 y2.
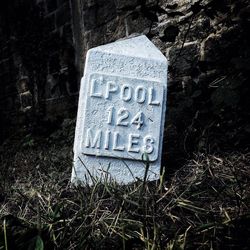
71 35 168 184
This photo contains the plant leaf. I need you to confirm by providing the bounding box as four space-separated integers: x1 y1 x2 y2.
35 236 44 250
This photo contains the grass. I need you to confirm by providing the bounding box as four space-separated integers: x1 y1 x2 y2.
1 145 249 249
0 124 249 249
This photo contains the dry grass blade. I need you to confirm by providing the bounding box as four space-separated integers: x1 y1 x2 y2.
0 132 250 250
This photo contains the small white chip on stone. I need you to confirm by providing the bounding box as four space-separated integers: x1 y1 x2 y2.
71 35 168 184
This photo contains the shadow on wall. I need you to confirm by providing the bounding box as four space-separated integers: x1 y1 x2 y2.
0 0 80 143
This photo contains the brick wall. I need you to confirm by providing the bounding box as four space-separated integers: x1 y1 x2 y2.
0 0 79 142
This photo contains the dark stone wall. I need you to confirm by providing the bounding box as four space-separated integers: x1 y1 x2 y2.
0 0 79 143
1 0 249 156
72 0 250 159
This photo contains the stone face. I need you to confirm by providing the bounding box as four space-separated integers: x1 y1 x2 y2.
83 1 117 30
168 41 200 76
82 73 163 162
72 35 168 184
56 2 71 28
46 0 57 12
114 0 139 10
125 13 152 35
